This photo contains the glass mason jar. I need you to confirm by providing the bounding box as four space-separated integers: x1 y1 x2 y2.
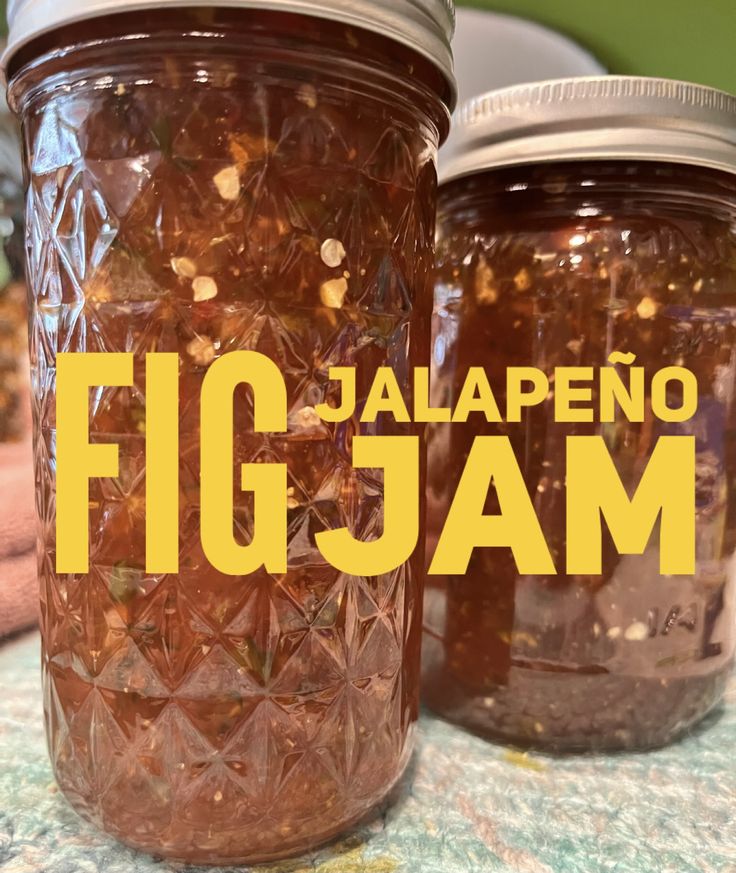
6 1 454 863
425 78 736 752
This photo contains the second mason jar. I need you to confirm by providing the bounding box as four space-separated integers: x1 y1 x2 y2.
425 77 736 752
5 0 454 863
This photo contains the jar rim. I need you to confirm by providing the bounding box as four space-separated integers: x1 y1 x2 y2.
3 0 456 108
440 75 736 184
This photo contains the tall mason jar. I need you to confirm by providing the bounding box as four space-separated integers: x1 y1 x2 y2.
5 1 454 863
425 78 736 752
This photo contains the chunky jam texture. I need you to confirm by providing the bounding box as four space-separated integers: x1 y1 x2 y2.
425 162 736 751
14 11 443 863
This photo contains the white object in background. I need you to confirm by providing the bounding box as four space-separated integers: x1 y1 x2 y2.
452 7 606 104
442 7 606 166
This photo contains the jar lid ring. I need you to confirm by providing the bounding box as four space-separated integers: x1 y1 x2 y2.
3 0 456 106
441 75 736 183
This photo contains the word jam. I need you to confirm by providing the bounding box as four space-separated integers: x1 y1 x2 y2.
56 351 697 578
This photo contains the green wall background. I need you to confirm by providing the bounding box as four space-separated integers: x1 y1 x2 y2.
459 0 736 94
0 1 734 94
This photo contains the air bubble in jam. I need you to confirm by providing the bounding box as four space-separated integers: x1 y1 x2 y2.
424 161 736 752
11 8 448 864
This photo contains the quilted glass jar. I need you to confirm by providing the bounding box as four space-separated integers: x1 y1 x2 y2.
7 3 453 863
424 78 736 752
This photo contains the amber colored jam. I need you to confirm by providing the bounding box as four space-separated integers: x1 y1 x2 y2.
10 9 447 863
424 162 736 752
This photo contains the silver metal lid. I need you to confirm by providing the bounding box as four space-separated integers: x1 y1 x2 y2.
3 0 456 104
440 75 736 184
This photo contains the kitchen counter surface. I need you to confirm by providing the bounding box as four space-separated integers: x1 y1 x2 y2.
1 631 734 873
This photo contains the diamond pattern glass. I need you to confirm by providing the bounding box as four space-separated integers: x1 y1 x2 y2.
12 10 445 864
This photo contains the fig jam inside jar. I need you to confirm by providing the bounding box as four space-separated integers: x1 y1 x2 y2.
425 78 736 752
6 1 454 863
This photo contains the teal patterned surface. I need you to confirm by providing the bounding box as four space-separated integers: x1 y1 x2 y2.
1 631 734 873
